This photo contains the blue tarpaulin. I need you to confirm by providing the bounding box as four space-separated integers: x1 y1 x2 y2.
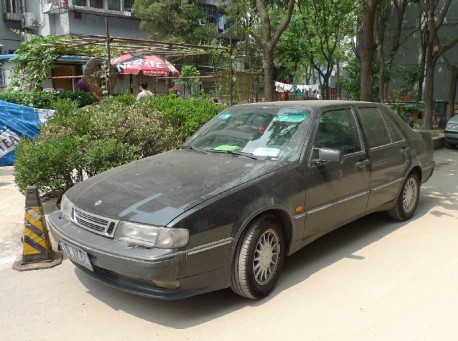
0 100 52 166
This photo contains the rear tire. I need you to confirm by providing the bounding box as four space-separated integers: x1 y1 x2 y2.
388 173 420 221
231 215 285 299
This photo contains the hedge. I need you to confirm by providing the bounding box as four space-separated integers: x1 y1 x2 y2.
14 94 225 195
0 90 97 109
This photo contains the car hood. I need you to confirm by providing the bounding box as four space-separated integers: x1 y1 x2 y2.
65 149 284 226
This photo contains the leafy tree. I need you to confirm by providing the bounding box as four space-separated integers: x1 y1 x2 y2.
175 65 202 97
374 0 412 103
133 0 214 44
294 0 356 99
11 34 61 91
10 33 105 92
274 14 309 83
418 0 458 129
226 0 295 101
341 59 362 100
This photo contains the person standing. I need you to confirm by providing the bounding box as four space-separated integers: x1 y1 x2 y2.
136 81 153 100
312 90 321 100
76 78 91 92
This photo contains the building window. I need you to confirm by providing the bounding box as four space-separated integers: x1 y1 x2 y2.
108 0 120 11
3 0 22 13
72 0 133 12
123 0 133 11
89 0 103 9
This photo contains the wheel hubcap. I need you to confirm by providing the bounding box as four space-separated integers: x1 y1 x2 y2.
253 229 280 285
403 178 418 213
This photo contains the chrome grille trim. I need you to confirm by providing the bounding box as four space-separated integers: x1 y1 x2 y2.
72 207 119 238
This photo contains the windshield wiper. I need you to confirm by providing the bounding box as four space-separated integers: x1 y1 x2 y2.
208 149 258 160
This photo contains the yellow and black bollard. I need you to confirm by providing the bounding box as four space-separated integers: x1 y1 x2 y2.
12 185 63 271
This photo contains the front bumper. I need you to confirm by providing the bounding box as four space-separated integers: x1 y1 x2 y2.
444 130 458 145
48 211 233 299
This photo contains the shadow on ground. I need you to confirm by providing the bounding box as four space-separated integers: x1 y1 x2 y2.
72 186 447 329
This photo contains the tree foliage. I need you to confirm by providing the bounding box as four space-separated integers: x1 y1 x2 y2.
10 33 106 92
175 65 202 98
419 0 458 129
133 0 214 44
225 0 295 101
294 0 356 98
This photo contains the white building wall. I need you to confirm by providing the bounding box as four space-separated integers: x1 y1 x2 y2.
24 0 147 39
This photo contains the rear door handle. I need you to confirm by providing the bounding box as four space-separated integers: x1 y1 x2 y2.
356 159 370 168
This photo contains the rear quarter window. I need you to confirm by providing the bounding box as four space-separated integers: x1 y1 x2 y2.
358 107 394 148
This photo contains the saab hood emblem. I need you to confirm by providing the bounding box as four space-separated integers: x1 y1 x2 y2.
94 200 102 206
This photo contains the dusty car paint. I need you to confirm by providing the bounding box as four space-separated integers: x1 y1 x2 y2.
48 100 435 300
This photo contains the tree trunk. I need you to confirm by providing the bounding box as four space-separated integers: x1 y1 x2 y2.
377 49 386 103
252 0 295 102
263 45 275 101
420 0 456 129
360 0 379 101
417 43 427 103
422 61 435 130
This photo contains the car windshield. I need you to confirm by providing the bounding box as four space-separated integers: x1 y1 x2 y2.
184 106 311 161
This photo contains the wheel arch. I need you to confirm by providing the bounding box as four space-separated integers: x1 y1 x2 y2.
408 165 422 183
232 207 293 259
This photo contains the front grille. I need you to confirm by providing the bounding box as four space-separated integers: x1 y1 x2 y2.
72 207 119 238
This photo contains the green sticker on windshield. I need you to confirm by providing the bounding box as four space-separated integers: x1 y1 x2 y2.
275 113 309 122
213 145 240 151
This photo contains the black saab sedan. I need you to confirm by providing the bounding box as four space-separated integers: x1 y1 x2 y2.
49 101 435 300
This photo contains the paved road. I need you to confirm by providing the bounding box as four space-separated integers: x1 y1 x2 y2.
0 148 457 340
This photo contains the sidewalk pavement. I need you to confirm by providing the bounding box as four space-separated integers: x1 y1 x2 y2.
0 166 24 266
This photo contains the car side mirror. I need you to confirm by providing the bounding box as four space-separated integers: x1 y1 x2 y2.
312 148 343 166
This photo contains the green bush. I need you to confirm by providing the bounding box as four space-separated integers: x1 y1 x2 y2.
14 136 83 195
14 95 224 195
82 138 139 177
0 90 97 109
143 95 225 141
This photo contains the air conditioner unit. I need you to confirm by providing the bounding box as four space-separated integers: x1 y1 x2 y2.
21 33 35 43
21 12 38 29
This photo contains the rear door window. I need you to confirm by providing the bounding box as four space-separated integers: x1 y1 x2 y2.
358 107 392 148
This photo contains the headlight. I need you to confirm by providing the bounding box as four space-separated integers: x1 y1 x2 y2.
60 195 73 221
116 221 189 249
446 123 458 129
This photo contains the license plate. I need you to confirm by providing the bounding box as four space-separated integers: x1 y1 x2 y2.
59 240 94 271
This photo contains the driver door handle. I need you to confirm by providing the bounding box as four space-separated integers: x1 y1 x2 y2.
356 159 370 169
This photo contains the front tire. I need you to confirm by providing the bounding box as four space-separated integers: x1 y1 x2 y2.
231 215 285 299
388 173 420 221
445 140 455 149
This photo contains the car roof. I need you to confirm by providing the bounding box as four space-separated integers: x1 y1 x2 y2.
233 100 377 110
